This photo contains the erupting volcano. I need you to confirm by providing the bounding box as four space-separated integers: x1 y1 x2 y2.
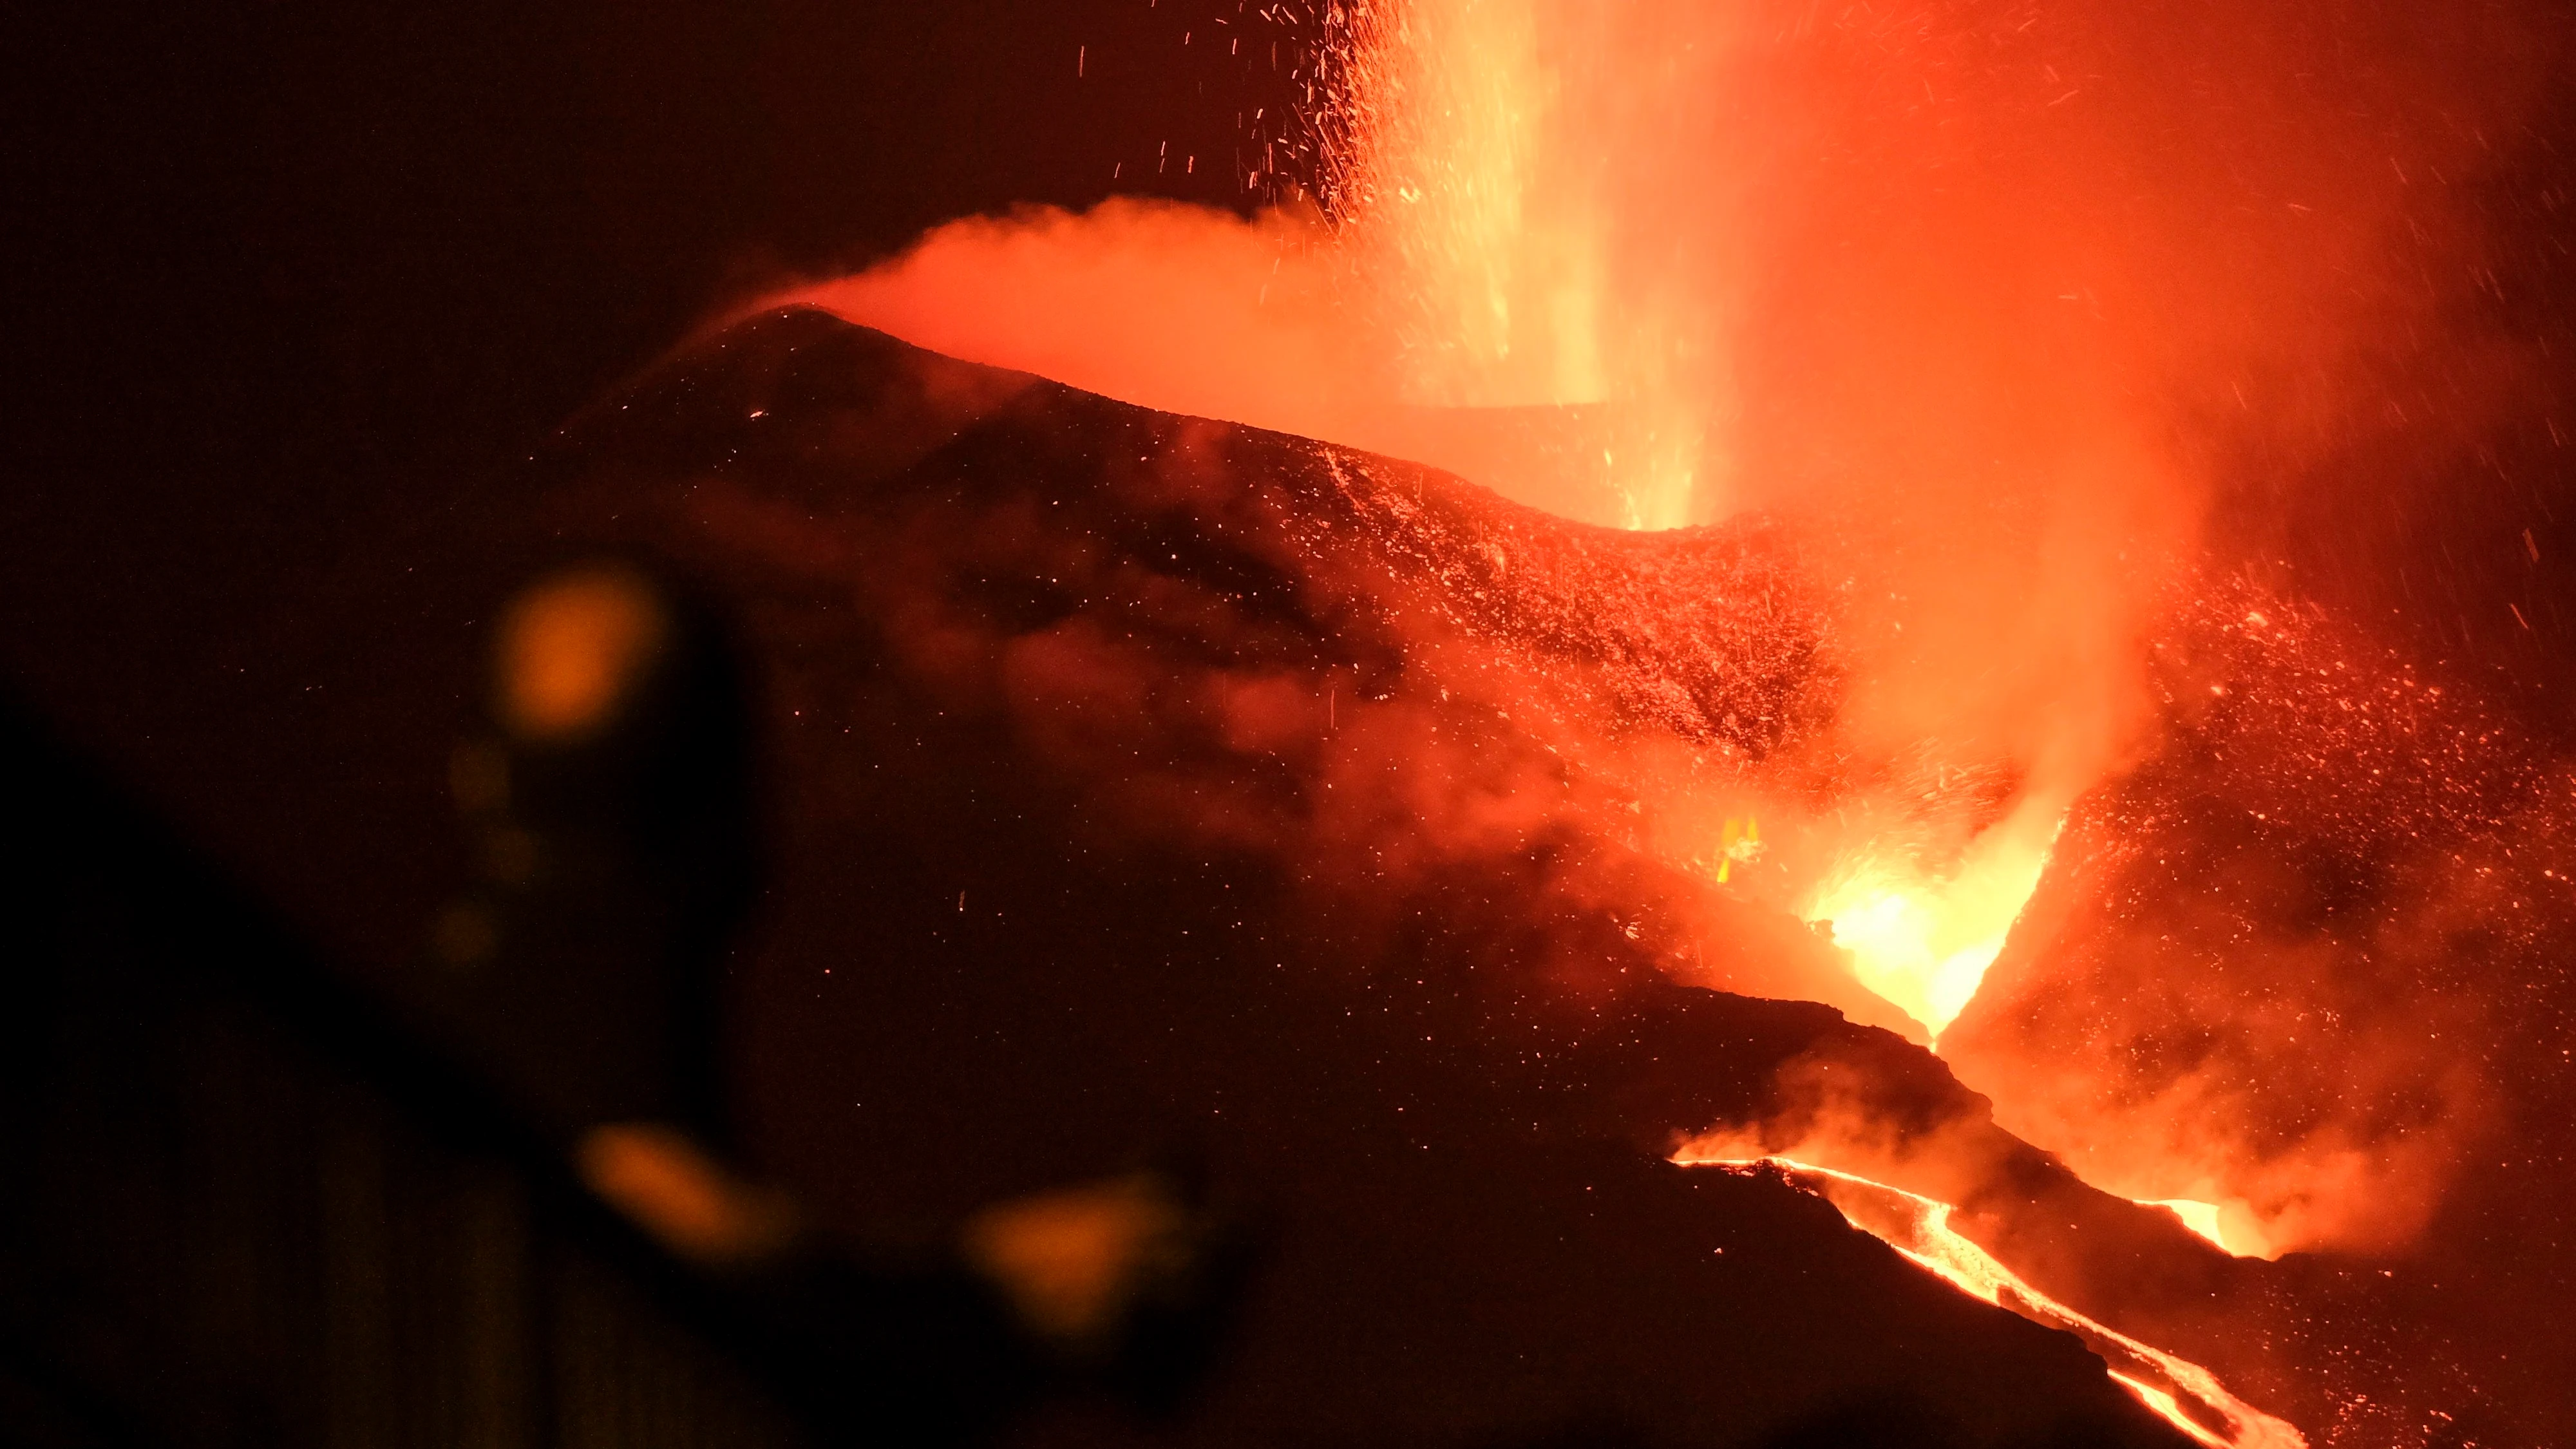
497 1 2576 1443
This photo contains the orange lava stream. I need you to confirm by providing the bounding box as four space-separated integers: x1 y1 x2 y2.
1681 1157 2306 1449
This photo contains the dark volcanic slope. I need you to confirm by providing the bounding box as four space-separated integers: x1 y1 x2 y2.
527 307 2190 1448
1946 584 2576 1447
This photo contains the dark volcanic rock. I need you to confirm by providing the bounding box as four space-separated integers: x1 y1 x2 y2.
520 307 2192 1448
1946 584 2576 1446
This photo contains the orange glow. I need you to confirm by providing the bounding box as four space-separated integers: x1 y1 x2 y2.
1682 1156 2304 1449
2142 1199 2274 1261
773 0 2565 1423
496 565 667 742
960 1174 1193 1348
1714 817 1759 885
1324 0 1721 527
2111 1376 2232 1449
787 6 2228 1060
1800 802 2063 1041
577 1122 797 1265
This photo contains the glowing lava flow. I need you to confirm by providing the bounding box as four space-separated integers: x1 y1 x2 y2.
1797 805 2065 1041
2145 1199 2232 1253
1680 1157 2305 1449
2140 1198 2275 1260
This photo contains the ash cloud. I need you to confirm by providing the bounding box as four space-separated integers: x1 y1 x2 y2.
1943 584 2563 1259
768 0 2576 1270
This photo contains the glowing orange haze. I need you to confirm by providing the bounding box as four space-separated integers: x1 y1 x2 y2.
788 0 2548 1260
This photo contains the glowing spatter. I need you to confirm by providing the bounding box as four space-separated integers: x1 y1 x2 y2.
1682 1157 2306 1449
1321 0 1738 529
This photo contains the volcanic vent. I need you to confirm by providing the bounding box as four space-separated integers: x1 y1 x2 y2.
511 0 2575 1441
506 305 2474 1447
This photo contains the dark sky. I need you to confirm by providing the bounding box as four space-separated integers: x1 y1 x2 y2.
1 0 1302 967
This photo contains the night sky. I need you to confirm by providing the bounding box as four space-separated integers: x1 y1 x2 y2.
4 0 1305 969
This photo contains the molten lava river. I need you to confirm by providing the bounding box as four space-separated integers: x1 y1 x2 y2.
573 1 2576 1443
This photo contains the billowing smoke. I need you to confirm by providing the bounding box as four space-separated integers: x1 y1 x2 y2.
776 0 2571 1263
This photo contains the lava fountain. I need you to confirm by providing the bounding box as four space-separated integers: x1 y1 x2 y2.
773 0 2574 1442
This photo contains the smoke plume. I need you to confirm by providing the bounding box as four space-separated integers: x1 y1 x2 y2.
779 0 2570 1261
